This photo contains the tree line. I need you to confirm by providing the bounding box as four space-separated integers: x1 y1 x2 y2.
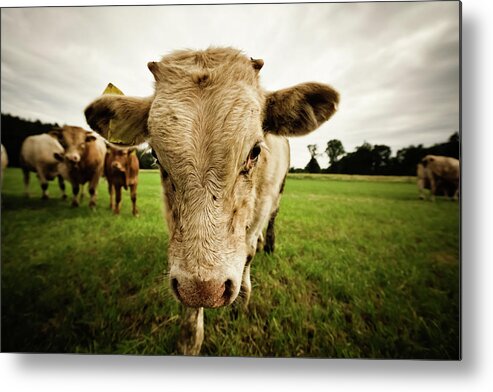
293 132 459 176
1 113 459 176
0 113 157 169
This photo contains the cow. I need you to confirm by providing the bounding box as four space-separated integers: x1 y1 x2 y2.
84 47 339 355
1 144 8 186
104 145 140 216
19 133 66 199
50 125 107 208
419 155 460 201
417 162 457 200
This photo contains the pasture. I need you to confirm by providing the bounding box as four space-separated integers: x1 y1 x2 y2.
1 169 460 358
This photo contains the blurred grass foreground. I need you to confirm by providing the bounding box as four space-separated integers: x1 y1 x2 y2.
1 169 460 358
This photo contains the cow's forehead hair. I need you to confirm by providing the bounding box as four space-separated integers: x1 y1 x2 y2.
148 48 264 186
155 47 261 88
149 90 263 191
62 125 86 144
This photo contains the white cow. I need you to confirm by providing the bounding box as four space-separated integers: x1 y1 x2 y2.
1 144 8 186
420 155 460 201
20 133 66 199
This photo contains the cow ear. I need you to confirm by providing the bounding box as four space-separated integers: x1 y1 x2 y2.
263 82 339 136
54 152 64 162
48 128 62 139
422 156 434 165
127 146 138 155
84 95 152 146
85 132 97 142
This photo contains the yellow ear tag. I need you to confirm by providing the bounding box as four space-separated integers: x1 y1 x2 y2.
102 82 124 96
101 83 127 144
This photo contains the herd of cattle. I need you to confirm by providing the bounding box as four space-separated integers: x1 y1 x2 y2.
0 47 459 356
1 140 460 208
1 126 140 215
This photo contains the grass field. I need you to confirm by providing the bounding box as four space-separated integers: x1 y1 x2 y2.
1 169 460 358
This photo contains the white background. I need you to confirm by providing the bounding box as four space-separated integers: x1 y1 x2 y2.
0 0 490 391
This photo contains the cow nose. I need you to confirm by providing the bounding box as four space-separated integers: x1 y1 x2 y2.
171 277 234 308
67 154 80 163
112 162 124 171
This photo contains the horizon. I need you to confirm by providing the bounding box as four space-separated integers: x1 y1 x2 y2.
0 111 458 170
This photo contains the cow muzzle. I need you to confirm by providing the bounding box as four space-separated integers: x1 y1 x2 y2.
66 154 80 164
111 162 125 172
170 276 237 308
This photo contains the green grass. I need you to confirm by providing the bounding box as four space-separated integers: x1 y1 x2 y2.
1 168 460 358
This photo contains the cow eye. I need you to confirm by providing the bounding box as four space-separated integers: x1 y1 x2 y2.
249 144 261 162
240 143 263 176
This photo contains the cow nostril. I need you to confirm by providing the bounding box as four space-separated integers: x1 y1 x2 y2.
222 279 233 302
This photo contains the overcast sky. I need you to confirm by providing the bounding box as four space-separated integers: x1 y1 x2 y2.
1 1 460 168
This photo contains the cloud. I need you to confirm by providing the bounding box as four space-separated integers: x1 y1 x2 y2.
1 2 459 168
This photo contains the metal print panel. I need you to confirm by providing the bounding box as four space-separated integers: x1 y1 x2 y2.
0 1 460 358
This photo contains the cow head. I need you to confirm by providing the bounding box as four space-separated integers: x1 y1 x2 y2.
106 146 134 174
105 145 137 189
85 48 339 308
49 126 97 166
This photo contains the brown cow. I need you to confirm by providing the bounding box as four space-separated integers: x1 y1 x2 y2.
85 47 339 355
104 145 139 215
420 155 460 201
51 126 107 208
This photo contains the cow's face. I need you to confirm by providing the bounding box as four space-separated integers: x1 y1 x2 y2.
107 146 132 174
50 126 96 166
85 48 339 308
147 54 266 308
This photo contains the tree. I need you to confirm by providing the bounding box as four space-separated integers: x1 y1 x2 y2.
449 132 460 158
305 144 321 173
307 144 318 158
330 142 392 175
371 144 392 173
136 147 158 169
392 144 425 176
325 133 459 175
305 157 321 173
349 142 374 174
325 139 345 165
1 113 59 167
